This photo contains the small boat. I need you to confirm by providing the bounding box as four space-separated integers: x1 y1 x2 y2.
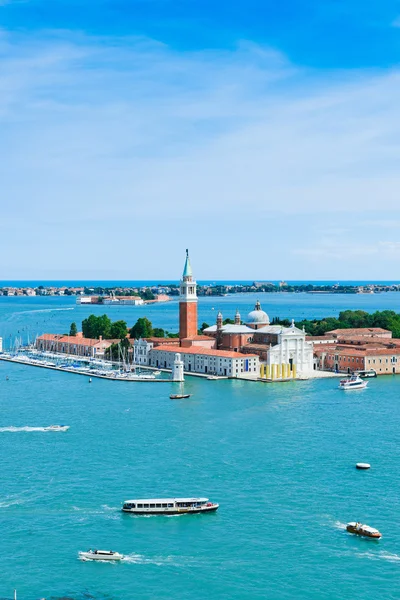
346 522 381 538
207 376 218 380
339 376 367 390
356 463 371 470
170 393 191 399
122 497 219 515
153 370 161 375
79 549 124 561
43 425 70 432
355 369 377 378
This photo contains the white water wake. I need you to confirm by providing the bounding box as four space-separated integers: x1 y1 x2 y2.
13 308 75 316
355 550 400 563
0 496 26 508
122 553 179 566
0 426 50 432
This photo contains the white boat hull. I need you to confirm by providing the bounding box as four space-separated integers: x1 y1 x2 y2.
79 551 123 561
339 382 367 390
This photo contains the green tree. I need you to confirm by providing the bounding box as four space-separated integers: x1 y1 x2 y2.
223 318 235 325
82 314 112 339
200 322 210 331
69 322 78 336
129 317 153 339
153 327 165 338
141 289 155 301
110 320 128 340
105 338 131 361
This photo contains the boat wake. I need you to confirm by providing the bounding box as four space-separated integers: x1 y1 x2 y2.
0 496 25 508
0 426 49 432
71 505 120 522
122 553 180 566
101 504 120 512
334 520 347 531
356 550 400 563
14 307 74 316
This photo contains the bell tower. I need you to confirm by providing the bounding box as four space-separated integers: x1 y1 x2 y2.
179 249 198 340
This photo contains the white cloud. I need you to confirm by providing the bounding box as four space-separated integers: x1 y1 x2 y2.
1 29 400 276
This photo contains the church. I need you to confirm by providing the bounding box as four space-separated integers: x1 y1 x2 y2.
133 251 313 379
203 302 314 379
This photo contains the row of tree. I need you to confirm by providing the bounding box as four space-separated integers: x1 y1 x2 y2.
128 317 178 339
69 315 181 341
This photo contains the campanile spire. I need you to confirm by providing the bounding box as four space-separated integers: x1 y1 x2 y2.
179 249 198 340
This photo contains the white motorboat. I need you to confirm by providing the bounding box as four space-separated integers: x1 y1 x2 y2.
43 425 70 432
354 369 377 378
338 376 367 390
79 549 124 561
122 497 219 515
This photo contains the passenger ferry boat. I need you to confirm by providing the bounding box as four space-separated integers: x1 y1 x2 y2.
122 497 219 515
338 375 367 390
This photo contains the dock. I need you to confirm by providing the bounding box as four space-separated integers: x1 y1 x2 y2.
0 356 173 382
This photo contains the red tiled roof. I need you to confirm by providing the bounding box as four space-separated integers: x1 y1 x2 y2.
181 335 213 341
145 337 180 344
326 328 391 335
365 348 400 356
38 334 113 347
151 345 258 359
37 334 63 341
315 346 400 357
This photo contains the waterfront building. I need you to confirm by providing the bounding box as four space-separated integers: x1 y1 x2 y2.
149 345 259 378
36 333 114 358
312 327 400 374
324 328 392 340
103 296 144 305
133 338 154 365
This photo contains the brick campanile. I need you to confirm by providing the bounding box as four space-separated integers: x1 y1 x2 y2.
179 249 198 340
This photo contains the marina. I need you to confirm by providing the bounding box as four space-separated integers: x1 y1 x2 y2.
0 352 173 382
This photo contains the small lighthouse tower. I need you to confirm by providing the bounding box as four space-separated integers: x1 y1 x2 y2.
179 249 198 341
171 353 184 381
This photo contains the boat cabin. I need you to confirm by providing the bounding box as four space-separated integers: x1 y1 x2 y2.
122 497 218 515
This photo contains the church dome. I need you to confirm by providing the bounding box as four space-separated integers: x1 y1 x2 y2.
246 300 270 326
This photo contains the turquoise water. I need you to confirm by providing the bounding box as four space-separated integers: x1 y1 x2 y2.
1 365 400 599
1 296 400 599
1 291 400 349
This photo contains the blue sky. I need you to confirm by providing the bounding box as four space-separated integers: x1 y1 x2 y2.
1 0 400 280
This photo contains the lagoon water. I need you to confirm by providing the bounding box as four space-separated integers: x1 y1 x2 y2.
1 294 400 599
1 291 400 349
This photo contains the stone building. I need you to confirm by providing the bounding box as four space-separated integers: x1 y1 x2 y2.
203 303 314 377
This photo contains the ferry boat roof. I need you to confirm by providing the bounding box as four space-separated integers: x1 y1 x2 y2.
124 497 210 504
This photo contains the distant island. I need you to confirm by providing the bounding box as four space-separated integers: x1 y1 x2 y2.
1 281 400 298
